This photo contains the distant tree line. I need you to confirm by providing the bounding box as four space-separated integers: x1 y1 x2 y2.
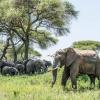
72 40 100 50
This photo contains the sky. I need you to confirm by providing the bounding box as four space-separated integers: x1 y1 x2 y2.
39 0 100 61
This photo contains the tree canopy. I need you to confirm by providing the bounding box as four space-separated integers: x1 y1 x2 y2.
72 40 100 50
0 0 78 61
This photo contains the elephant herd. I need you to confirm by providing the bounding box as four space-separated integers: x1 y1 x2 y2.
1 47 100 90
0 58 52 76
51 47 100 90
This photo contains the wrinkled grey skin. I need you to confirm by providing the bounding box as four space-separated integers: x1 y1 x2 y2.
52 48 100 90
2 66 18 76
0 60 14 73
23 59 30 73
26 59 46 75
43 60 52 67
26 60 36 74
34 59 46 73
15 64 25 75
43 60 52 71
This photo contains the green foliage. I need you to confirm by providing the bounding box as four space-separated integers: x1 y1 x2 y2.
7 45 41 60
16 44 41 56
73 40 100 50
31 31 58 49
0 0 78 38
28 49 41 56
0 41 41 61
0 0 23 22
0 0 78 60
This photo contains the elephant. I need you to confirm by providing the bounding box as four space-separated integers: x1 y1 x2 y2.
25 59 46 75
33 59 45 73
15 64 25 75
23 59 30 73
25 59 36 74
0 60 15 73
43 60 52 72
43 60 52 68
2 66 18 76
51 48 100 90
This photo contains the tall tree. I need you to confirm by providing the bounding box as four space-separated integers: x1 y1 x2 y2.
0 0 78 60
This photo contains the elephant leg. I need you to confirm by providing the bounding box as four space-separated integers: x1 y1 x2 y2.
61 66 70 90
70 76 77 89
89 75 95 88
70 63 79 90
51 69 57 87
97 77 100 88
32 70 35 74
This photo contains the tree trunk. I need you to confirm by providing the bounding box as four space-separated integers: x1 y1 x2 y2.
9 31 18 63
24 35 29 60
0 37 10 60
10 38 17 63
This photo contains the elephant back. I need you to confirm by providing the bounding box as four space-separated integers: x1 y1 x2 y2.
74 49 96 57
0 60 14 67
65 48 97 66
74 48 99 63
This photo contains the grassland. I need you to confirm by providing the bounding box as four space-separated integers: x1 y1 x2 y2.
0 69 100 100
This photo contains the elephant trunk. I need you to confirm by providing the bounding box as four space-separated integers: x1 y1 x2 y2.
51 60 59 87
51 68 57 87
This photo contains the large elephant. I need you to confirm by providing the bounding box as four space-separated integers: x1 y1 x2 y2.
51 48 100 89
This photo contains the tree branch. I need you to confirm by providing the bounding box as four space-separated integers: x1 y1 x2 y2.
0 37 10 60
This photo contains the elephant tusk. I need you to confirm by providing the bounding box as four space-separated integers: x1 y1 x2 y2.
47 55 55 57
47 67 59 72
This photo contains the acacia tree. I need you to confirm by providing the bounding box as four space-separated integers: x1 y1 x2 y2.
72 40 100 50
0 0 78 60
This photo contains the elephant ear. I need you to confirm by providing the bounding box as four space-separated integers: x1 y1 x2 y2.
66 48 77 67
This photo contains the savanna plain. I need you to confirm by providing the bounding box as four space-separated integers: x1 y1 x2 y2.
0 69 100 100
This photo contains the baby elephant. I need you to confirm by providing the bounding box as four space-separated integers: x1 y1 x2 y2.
15 64 25 75
2 66 18 76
